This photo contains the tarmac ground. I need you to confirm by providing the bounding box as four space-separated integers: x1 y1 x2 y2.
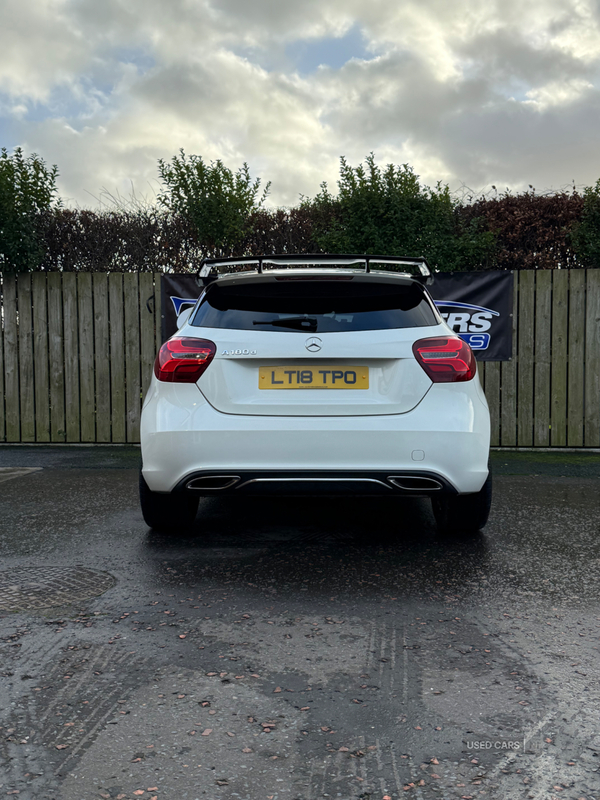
0 446 599 800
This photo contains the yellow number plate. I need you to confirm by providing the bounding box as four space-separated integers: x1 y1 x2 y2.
259 366 369 389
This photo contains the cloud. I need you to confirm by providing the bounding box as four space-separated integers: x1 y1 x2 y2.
2 0 600 207
434 86 600 192
0 0 90 101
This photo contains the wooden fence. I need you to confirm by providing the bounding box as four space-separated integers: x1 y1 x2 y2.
479 270 600 447
0 270 599 446
0 272 161 444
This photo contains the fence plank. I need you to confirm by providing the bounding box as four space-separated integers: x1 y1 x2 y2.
32 273 50 442
0 279 4 441
47 273 66 441
17 275 35 442
484 362 500 446
517 271 535 446
109 274 126 443
77 273 95 442
3 275 20 441
550 270 568 446
139 272 156 400
585 269 600 445
533 270 552 446
62 273 80 441
500 273 518 445
123 273 141 442
93 274 111 442
567 270 586 446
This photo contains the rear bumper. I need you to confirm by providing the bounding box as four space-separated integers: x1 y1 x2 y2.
173 469 457 496
141 378 490 495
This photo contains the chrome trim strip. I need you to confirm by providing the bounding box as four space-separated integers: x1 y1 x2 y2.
236 477 392 490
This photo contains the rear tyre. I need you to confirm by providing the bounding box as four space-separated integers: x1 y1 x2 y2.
139 472 199 533
432 471 492 536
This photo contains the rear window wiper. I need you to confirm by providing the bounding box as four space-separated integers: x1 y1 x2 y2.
252 316 318 331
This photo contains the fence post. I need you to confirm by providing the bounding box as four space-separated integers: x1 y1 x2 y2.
32 273 50 442
585 269 600 445
3 275 20 442
93 273 111 442
108 273 126 443
533 270 552 446
567 270 586 446
517 271 535 446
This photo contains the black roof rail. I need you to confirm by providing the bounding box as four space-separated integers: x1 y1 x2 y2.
197 254 432 286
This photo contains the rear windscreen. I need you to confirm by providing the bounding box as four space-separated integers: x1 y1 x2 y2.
191 280 438 332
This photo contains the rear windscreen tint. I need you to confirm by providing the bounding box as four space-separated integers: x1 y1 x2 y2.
191 281 438 332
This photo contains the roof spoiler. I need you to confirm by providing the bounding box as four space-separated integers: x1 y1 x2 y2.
197 254 433 287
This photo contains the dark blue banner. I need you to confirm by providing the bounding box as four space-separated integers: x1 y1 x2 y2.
428 271 513 361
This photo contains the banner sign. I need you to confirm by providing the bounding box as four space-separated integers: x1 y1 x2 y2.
427 271 514 361
161 270 513 361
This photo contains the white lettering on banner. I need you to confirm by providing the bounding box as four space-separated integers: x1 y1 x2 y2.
469 312 493 332
441 311 493 333
444 312 470 332
435 301 500 351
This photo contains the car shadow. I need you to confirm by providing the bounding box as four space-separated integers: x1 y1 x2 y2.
142 495 491 600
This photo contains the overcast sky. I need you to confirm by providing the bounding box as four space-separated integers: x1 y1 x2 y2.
2 0 600 208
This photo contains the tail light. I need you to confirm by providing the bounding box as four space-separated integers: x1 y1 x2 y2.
154 337 216 383
412 336 476 382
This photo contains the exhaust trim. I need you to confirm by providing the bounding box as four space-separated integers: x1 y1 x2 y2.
387 475 443 491
186 475 240 491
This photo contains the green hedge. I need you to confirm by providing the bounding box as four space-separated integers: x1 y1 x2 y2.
1 149 597 272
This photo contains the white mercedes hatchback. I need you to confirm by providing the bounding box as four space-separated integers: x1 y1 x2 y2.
140 255 491 535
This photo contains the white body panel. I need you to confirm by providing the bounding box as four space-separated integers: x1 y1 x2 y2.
141 375 490 494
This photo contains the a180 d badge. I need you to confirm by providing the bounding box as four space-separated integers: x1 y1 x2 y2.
221 349 257 355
